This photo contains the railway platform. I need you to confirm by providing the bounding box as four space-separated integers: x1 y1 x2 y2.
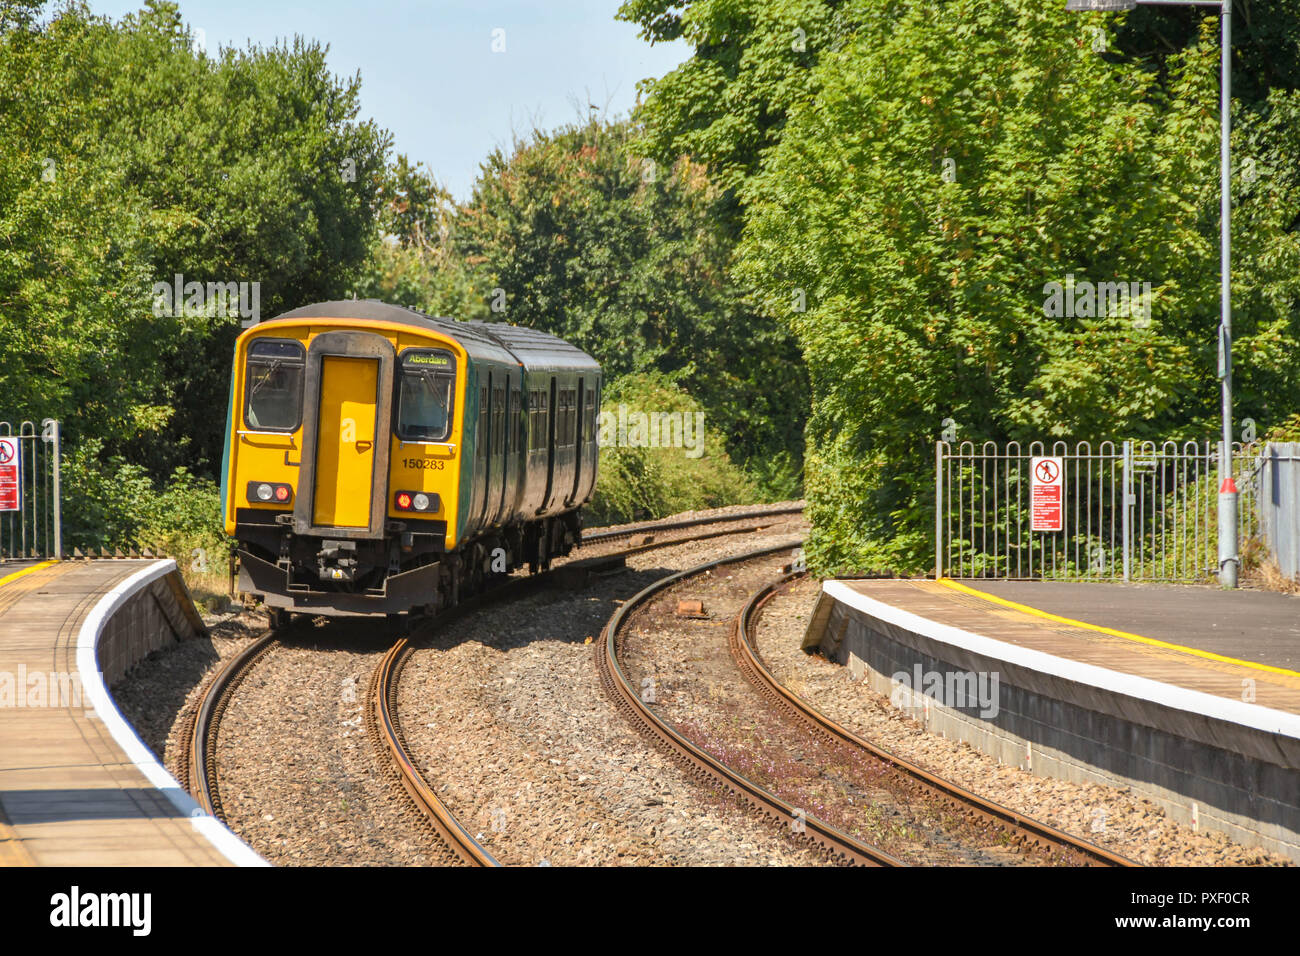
0 559 260 866
804 577 1300 862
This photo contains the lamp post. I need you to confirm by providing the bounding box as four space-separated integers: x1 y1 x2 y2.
1065 0 1237 587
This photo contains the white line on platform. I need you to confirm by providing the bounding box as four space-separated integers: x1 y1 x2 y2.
825 579 1300 742
75 559 268 867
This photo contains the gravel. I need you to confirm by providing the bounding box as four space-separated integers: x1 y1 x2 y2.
614 550 1090 865
397 519 827 866
112 609 266 768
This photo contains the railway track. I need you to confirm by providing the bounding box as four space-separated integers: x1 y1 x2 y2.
598 542 1140 867
733 568 1138 867
596 540 902 866
179 627 283 820
180 507 807 865
582 504 805 545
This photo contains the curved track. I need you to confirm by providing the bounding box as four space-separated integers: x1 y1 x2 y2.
596 541 902 866
732 568 1138 867
182 509 807 865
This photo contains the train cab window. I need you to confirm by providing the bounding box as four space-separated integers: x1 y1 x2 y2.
244 339 305 432
397 349 457 442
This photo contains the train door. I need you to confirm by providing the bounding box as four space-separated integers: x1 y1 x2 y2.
313 357 378 528
294 330 394 539
496 376 511 522
567 377 584 506
540 376 556 511
476 379 492 530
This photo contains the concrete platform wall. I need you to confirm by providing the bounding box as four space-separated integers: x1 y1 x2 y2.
807 586 1300 862
97 561 208 685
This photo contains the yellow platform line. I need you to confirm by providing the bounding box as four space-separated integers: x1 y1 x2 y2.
936 577 1300 680
0 560 57 589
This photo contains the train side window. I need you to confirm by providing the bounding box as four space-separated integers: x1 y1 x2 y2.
494 387 505 455
244 339 305 432
512 387 522 453
534 390 549 449
479 387 489 459
397 350 456 442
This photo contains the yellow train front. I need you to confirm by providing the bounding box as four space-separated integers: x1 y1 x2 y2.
220 300 602 619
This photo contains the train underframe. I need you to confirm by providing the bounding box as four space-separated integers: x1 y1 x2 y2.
236 510 583 621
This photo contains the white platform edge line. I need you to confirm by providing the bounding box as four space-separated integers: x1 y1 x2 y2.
824 579 1300 741
75 560 268 867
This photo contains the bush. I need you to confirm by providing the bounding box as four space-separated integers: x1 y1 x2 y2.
61 440 229 607
586 373 758 525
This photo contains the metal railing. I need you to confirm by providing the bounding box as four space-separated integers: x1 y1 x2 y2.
1257 443 1300 579
935 440 1260 582
0 420 62 560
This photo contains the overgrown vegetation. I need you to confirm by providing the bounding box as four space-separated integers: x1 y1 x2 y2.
6 0 1299 589
1 0 387 577
585 373 757 525
623 0 1300 575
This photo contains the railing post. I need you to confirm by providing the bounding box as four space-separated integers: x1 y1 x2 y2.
50 419 61 560
935 441 943 579
1123 440 1133 582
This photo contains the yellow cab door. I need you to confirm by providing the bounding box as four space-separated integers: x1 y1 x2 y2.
313 356 379 528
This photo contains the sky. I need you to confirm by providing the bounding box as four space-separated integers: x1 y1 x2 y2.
86 1 691 199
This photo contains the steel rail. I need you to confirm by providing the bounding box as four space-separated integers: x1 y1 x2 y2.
596 541 902 867
733 569 1140 867
186 510 808 865
582 505 804 544
184 628 283 819
366 512 813 866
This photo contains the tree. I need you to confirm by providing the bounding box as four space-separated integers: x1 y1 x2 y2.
349 156 489 319
739 1 1300 573
0 1 390 478
457 117 808 474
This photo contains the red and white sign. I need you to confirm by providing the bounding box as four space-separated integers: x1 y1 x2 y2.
1030 456 1063 532
0 438 19 512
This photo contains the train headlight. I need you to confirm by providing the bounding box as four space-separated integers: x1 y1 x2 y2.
394 491 439 513
247 481 293 505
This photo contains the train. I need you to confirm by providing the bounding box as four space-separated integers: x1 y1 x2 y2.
220 299 602 621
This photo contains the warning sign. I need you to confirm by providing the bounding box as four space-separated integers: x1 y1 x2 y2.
0 437 18 512
1030 456 1063 532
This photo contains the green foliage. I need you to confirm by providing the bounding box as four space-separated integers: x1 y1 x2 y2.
586 372 757 524
737 1 1300 574
61 439 224 557
0 1 390 481
458 117 808 468
618 0 864 198
349 156 490 317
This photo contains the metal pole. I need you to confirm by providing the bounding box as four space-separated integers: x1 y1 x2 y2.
1123 441 1133 582
50 420 61 560
1217 0 1238 587
935 441 944 579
